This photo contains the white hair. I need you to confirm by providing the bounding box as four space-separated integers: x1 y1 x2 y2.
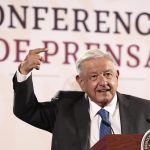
76 49 117 74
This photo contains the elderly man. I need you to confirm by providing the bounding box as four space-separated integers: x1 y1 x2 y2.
13 48 150 150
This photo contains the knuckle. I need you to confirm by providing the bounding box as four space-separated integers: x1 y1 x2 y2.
29 49 34 54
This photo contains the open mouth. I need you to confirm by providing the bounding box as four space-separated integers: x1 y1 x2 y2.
97 89 111 92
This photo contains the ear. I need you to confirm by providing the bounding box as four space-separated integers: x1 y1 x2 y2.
116 70 119 79
76 75 85 91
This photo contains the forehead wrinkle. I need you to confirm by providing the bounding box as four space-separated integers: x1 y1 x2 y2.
79 58 117 76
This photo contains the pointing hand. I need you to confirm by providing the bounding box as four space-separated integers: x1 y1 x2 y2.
19 48 48 75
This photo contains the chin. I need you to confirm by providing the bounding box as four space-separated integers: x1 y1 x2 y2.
97 97 111 104
97 100 109 107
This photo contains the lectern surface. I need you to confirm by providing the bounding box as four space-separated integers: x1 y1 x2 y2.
90 134 143 150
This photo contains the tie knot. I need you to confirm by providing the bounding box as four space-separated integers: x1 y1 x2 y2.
98 108 109 123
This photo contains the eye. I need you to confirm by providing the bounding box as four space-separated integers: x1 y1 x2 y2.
90 74 98 81
104 72 113 79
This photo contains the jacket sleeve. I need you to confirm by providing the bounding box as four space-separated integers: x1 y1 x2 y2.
12 73 57 133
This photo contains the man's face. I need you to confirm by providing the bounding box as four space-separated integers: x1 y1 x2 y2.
76 57 119 107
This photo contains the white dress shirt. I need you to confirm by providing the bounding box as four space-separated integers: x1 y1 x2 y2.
89 94 121 147
16 70 31 82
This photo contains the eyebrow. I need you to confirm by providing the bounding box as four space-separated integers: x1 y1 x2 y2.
89 69 113 74
104 69 113 72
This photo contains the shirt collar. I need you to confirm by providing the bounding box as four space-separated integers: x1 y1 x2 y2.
89 93 118 119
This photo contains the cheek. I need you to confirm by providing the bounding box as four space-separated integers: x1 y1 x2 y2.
80 80 99 92
79 82 86 91
80 80 88 92
86 81 98 91
110 79 118 89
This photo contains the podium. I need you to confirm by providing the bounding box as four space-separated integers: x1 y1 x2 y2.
90 134 143 150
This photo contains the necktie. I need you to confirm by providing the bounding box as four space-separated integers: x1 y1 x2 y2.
98 108 112 139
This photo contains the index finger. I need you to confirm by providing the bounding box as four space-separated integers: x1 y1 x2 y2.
29 48 48 54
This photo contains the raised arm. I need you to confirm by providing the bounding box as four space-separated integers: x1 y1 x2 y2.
13 48 57 133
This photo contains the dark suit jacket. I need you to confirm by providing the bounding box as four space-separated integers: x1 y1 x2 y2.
13 74 150 150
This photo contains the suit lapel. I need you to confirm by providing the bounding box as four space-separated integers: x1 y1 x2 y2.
117 92 135 133
73 96 90 150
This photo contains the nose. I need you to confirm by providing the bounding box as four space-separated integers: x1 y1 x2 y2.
98 74 108 86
